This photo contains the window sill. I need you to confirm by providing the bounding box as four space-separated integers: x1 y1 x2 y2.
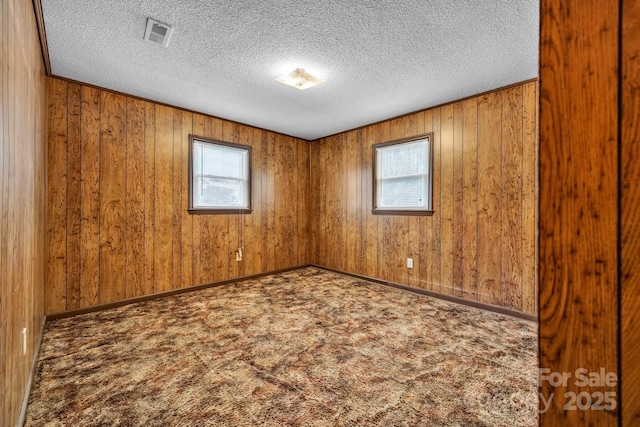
188 208 253 215
371 209 434 216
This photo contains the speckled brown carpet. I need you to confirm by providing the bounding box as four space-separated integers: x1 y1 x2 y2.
25 267 537 426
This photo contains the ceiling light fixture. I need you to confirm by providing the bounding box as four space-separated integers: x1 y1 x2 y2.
276 68 324 91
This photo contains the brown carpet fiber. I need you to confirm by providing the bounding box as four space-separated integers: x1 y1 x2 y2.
26 267 537 426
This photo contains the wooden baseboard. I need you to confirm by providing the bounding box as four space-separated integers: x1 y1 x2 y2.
17 315 46 427
311 265 537 322
46 265 309 321
46 263 537 323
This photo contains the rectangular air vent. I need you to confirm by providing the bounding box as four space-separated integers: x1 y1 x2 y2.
144 18 173 48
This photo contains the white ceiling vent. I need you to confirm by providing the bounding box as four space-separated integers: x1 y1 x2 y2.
144 18 173 48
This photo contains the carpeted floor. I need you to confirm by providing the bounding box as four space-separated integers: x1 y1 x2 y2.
25 267 537 426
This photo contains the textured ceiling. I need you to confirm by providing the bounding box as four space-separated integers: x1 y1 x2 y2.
41 0 539 140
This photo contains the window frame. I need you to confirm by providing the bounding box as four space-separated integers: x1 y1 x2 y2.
372 133 434 216
188 135 252 215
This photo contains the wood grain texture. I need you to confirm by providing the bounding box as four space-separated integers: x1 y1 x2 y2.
309 82 538 315
622 0 640 425
99 92 127 303
80 86 101 306
476 92 501 307
521 82 537 315
461 98 478 301
440 104 454 295
539 0 619 425
66 83 82 309
451 103 464 297
1 0 47 423
153 105 174 293
500 86 523 312
143 102 156 296
45 78 68 314
125 98 145 298
44 79 310 314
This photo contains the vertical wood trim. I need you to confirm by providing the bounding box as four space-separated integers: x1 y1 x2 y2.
622 0 640 425
539 0 619 425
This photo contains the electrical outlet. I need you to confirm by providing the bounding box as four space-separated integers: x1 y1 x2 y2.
236 248 243 262
407 258 413 269
22 327 27 355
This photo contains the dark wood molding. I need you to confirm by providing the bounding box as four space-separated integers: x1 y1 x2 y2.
312 265 537 322
31 0 51 75
45 265 308 321
17 316 46 427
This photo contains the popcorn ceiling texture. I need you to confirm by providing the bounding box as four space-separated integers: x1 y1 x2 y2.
42 0 538 140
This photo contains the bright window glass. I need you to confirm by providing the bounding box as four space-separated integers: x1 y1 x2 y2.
190 138 251 211
374 137 432 213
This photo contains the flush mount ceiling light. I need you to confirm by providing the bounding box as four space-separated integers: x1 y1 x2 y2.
276 68 324 91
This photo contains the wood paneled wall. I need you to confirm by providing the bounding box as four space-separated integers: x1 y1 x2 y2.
1 0 47 424
539 1 620 425
622 0 640 425
309 81 538 315
45 78 310 314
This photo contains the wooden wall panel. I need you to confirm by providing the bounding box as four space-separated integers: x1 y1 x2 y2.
476 92 502 307
153 105 174 294
45 78 68 314
501 86 523 311
125 98 145 298
80 86 101 306
99 92 127 303
45 78 310 314
66 83 82 308
310 81 538 315
1 0 47 423
521 82 537 315
622 0 640 425
461 98 478 301
539 0 619 425
440 104 454 295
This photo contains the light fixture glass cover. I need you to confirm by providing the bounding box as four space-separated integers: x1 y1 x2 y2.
276 68 324 90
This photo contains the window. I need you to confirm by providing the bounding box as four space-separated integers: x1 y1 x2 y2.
188 135 251 213
372 134 433 215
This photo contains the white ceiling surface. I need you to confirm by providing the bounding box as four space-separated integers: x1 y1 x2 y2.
42 1 539 141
